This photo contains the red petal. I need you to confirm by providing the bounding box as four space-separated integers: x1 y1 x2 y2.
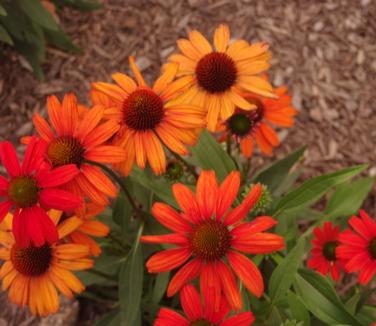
22 136 47 175
232 232 284 254
141 234 188 245
200 262 222 312
206 295 231 325
223 184 262 226
39 188 83 211
227 251 264 297
155 308 189 326
348 215 373 240
152 202 192 233
172 183 201 224
220 312 255 326
0 175 9 192
146 247 191 273
167 258 203 297
230 216 277 238
32 113 55 142
37 164 80 188
12 209 29 247
0 141 21 178
33 206 59 245
180 284 203 321
0 201 12 223
216 171 240 221
196 170 218 220
216 260 242 310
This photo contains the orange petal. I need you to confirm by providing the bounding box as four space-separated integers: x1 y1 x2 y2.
146 248 191 273
82 164 117 198
143 131 166 175
227 251 263 297
230 216 277 238
129 56 147 87
216 171 240 221
240 136 254 158
226 40 249 58
47 95 64 136
85 145 126 163
189 30 212 55
232 232 285 254
180 284 203 321
82 120 120 149
32 114 55 142
134 132 147 169
172 183 201 224
61 93 79 136
153 63 179 94
213 24 230 52
254 127 273 155
206 95 221 132
177 39 202 61
151 202 192 233
79 220 109 237
260 123 280 147
155 123 188 156
196 170 218 220
74 105 104 141
74 174 109 206
112 73 137 94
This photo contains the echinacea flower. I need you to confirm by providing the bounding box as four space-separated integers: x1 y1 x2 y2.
0 137 82 247
91 57 205 176
307 222 345 281
336 210 376 285
24 93 126 207
141 170 284 310
155 283 254 326
219 86 297 157
169 24 275 131
51 203 109 257
0 211 93 317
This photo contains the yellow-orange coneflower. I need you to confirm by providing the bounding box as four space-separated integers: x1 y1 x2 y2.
91 56 205 176
0 211 93 317
169 24 275 131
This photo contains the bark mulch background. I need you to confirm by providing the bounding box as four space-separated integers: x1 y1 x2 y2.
0 0 375 325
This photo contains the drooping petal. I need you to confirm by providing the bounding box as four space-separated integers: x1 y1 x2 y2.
216 260 242 310
180 284 203 321
167 258 203 297
227 251 263 297
81 164 117 198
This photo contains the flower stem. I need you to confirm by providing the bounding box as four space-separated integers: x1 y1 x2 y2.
85 160 146 220
226 134 232 156
154 131 199 180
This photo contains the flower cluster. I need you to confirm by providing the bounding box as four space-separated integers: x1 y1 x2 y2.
0 23 374 326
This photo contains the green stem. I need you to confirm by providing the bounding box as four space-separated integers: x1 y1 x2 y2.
85 160 146 220
153 131 199 180
226 134 232 156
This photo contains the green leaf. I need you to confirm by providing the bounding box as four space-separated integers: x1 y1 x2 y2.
0 4 6 16
119 223 144 326
0 25 13 45
152 272 169 305
95 309 120 326
294 269 362 325
269 238 305 304
345 291 361 315
52 0 101 10
273 165 368 218
287 291 310 326
190 130 236 182
44 28 80 52
253 146 306 193
112 192 132 239
130 167 178 209
325 177 373 219
18 0 59 31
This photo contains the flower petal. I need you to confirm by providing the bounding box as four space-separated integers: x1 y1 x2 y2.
196 170 218 220
37 164 80 188
216 260 242 310
151 202 192 233
39 188 83 211
214 24 230 52
227 251 263 297
232 232 285 254
180 284 203 321
85 145 126 163
0 141 21 178
216 171 240 221
220 312 255 326
172 184 201 224
146 247 191 273
155 308 189 326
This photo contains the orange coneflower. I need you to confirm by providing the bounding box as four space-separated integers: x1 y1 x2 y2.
51 203 109 257
168 24 275 131
91 57 205 176
141 170 284 310
336 210 376 285
155 283 255 326
25 93 126 206
0 211 93 317
307 222 346 281
219 86 297 157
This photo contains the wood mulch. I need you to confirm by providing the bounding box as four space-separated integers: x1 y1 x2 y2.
0 0 375 324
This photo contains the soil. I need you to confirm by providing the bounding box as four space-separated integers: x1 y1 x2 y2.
0 0 375 324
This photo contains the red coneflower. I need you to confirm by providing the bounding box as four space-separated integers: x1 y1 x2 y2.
155 283 254 326
141 170 284 310
0 137 82 247
307 222 345 281
336 210 376 285
24 93 126 207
